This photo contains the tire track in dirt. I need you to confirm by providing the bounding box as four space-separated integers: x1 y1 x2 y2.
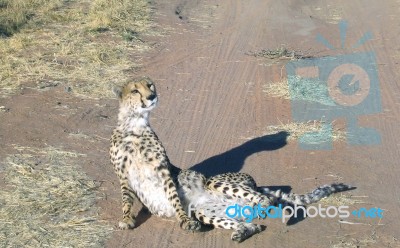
143 0 279 173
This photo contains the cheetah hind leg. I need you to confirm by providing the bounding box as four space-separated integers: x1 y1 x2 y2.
194 204 263 242
206 173 272 208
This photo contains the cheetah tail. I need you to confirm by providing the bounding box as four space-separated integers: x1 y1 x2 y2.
258 183 355 206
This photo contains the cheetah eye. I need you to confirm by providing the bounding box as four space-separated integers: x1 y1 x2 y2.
131 89 139 94
147 83 153 89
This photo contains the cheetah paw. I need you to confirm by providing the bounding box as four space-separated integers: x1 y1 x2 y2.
231 224 263 242
180 219 201 231
119 217 136 230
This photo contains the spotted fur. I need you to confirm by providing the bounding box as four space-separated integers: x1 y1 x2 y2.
110 77 353 242
110 77 200 231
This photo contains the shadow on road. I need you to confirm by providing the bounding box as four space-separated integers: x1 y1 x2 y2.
189 131 289 177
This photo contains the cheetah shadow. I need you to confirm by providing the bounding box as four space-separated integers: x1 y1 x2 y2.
190 131 289 176
188 131 307 226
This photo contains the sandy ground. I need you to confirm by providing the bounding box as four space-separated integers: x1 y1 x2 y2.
1 0 400 247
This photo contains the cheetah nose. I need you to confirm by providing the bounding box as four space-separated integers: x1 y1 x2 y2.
147 94 156 101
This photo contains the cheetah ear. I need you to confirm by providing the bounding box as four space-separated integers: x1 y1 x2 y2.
112 86 123 99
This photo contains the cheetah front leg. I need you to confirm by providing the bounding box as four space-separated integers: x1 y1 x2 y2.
118 178 138 229
157 165 201 231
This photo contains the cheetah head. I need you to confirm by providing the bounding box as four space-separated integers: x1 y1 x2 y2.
113 77 158 116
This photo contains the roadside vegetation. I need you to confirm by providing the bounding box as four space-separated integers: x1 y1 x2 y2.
0 1 154 246
0 0 153 98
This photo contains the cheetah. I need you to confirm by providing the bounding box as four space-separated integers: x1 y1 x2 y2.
110 77 353 242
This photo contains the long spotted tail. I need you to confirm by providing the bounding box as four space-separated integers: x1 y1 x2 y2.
258 183 354 206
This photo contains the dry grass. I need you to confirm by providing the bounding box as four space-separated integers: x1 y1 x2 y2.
0 145 113 247
263 78 291 99
265 120 346 142
248 46 313 60
331 236 377 248
264 75 348 145
320 194 367 207
0 0 153 98
0 0 63 36
89 0 150 34
263 76 337 106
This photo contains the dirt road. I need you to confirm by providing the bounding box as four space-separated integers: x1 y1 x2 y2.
1 0 400 247
106 0 400 246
